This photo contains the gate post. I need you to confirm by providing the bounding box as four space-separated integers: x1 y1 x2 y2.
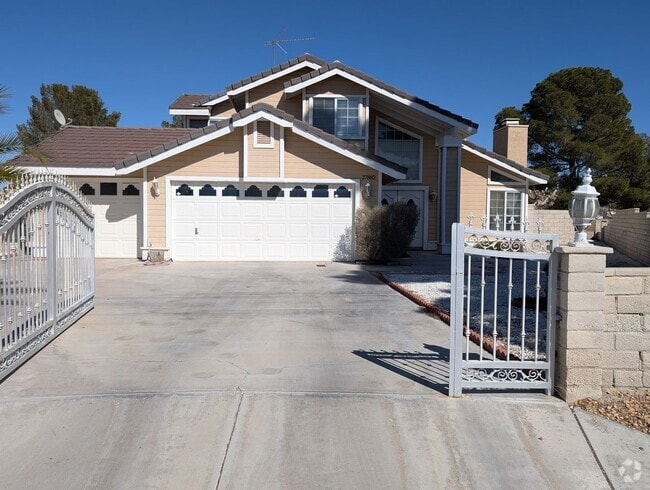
46 188 57 327
554 245 612 402
449 223 465 396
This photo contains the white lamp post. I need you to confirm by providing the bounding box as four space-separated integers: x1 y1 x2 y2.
568 168 600 246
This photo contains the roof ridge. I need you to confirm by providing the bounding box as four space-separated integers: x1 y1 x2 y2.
462 139 547 181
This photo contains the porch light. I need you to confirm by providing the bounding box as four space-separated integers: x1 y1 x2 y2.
151 177 160 197
363 181 372 199
568 168 600 246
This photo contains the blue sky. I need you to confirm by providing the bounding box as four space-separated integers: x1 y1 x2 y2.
2 0 648 149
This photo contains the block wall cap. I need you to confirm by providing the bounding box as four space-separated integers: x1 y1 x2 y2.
555 245 614 255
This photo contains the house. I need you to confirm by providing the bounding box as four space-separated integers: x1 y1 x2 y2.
12 54 547 261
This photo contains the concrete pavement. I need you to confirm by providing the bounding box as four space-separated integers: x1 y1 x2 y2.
0 258 645 488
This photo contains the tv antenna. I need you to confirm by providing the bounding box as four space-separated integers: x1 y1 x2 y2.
53 109 71 128
264 30 315 64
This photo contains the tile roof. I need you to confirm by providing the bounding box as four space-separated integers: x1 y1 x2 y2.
284 61 479 130
11 105 406 177
11 126 202 168
462 140 548 182
169 93 213 110
195 54 327 106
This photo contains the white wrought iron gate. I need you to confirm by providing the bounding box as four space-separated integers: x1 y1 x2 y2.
449 223 559 395
0 174 94 381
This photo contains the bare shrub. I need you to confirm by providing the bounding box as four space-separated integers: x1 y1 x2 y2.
356 202 419 263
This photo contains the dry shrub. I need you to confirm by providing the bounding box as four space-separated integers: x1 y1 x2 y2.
356 202 419 263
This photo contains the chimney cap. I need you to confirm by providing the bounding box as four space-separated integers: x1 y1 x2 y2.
503 117 522 126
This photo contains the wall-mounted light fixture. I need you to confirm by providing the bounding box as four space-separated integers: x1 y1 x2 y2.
361 175 375 200
364 181 372 199
429 191 437 202
151 177 160 197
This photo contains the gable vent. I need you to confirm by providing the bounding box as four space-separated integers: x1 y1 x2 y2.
254 119 273 147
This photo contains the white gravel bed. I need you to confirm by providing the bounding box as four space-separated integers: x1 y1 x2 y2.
385 263 550 361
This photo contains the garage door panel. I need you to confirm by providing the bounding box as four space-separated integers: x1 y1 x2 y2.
310 203 331 219
89 192 140 259
267 223 287 240
172 182 353 261
221 223 241 239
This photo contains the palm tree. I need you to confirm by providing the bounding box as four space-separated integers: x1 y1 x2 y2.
0 85 25 183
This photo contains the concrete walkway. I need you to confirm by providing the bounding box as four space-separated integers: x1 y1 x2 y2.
0 258 645 488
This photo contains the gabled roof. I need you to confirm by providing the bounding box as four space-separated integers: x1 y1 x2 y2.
284 61 479 134
197 54 327 107
461 140 548 184
14 104 408 180
169 93 213 110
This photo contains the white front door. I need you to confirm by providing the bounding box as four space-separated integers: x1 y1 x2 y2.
382 188 425 248
171 182 355 261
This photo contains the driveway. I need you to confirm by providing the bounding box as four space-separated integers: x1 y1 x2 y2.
0 259 613 488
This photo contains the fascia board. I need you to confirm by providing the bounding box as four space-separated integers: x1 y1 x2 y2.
199 94 230 107
115 126 234 175
232 111 293 128
169 108 211 116
286 68 477 135
291 127 406 180
462 144 547 185
226 61 322 97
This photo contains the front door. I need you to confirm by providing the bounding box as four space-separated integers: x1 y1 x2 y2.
382 188 425 248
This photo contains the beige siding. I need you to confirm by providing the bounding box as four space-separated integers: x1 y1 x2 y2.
146 130 242 246
284 131 376 207
460 149 489 224
248 68 313 117
211 100 237 119
247 122 281 178
308 76 367 95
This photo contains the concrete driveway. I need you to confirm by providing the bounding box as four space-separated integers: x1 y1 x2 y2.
0 259 619 488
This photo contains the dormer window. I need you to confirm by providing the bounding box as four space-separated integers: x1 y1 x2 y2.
311 96 364 139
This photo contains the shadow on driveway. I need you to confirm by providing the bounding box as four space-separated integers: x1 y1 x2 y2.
353 344 452 396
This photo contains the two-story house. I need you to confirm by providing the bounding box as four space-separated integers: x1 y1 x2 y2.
13 54 547 260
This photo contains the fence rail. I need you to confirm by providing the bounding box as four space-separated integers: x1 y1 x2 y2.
0 174 94 381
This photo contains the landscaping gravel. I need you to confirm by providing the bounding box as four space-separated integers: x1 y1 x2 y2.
385 258 551 361
575 390 650 434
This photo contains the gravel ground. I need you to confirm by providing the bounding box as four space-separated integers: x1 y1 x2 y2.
385 258 551 361
574 390 650 434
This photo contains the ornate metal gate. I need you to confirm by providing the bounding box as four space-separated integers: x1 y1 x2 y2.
0 174 94 381
449 223 559 396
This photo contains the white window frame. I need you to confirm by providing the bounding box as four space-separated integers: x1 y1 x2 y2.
253 120 275 148
308 94 366 140
375 117 423 183
486 187 526 231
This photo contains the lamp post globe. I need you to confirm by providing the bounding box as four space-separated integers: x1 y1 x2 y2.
568 168 600 246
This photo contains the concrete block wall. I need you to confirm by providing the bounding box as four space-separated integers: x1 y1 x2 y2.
528 209 575 245
601 208 650 266
603 268 650 389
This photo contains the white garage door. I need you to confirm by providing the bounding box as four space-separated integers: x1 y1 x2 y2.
171 182 354 261
79 181 142 258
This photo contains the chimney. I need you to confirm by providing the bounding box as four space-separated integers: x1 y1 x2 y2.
493 118 529 167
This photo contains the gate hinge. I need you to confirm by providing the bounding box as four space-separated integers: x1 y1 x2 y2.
554 313 562 322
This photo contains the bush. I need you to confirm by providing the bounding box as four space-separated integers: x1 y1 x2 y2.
356 202 419 263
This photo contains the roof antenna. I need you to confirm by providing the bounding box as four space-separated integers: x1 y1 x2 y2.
264 29 315 64
53 109 71 128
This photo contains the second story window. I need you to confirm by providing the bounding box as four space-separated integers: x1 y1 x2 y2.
311 97 363 139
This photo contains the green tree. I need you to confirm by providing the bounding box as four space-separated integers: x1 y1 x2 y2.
161 115 184 128
497 67 649 209
17 83 120 146
0 86 24 183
